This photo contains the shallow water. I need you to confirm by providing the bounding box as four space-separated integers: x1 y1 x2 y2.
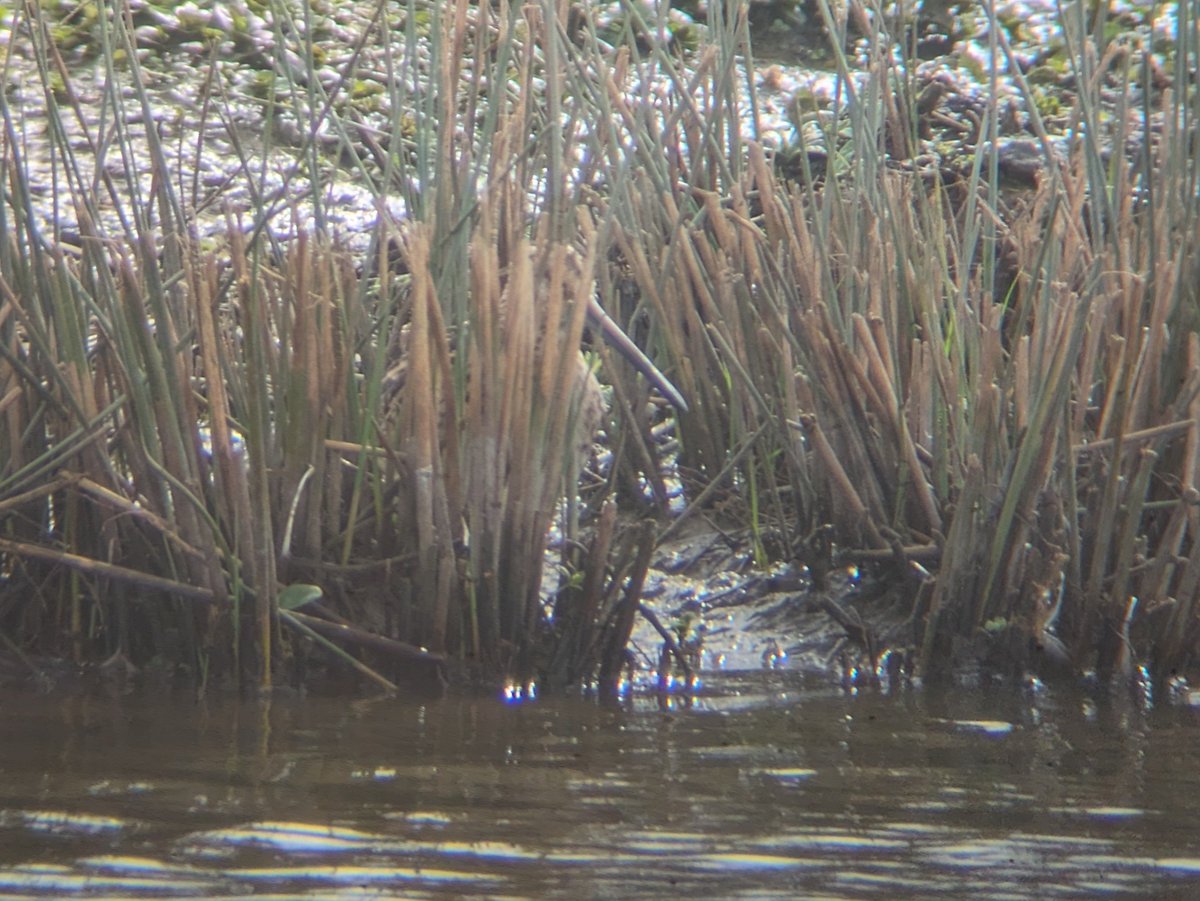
1 673 1199 899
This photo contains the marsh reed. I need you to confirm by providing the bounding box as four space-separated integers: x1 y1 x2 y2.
587 0 1199 686
0 0 682 691
1 0 1197 692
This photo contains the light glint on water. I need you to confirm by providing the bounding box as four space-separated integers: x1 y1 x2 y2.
502 681 538 703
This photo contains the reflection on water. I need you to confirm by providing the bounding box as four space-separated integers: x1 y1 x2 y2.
2 673 1199 899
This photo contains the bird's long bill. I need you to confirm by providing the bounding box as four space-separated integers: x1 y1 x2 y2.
586 297 688 412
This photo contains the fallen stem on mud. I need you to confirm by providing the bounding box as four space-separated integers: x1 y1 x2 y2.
285 608 447 669
0 538 218 605
279 609 400 694
638 602 695 687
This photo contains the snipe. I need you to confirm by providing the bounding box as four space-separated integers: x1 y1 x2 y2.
377 266 686 487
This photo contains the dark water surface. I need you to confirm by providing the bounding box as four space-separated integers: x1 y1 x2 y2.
2 673 1199 899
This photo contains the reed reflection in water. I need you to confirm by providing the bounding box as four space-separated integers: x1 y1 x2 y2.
1 674 1199 898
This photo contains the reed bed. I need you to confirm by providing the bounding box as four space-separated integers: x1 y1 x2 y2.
605 1 1199 686
1 0 1197 693
0 0 680 692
